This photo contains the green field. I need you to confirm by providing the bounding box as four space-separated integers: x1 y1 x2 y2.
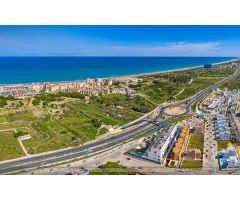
176 77 219 100
0 116 7 123
131 78 183 104
181 160 203 168
188 134 204 153
133 67 233 103
23 96 154 154
89 94 155 124
182 67 235 77
0 93 155 155
220 76 240 90
217 140 230 151
0 130 25 161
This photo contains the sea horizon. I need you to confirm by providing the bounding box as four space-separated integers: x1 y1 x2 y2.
0 56 235 85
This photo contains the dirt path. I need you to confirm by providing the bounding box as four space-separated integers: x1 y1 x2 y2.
18 135 31 156
0 128 17 133
174 87 185 99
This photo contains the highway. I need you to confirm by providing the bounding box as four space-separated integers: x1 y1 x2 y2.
0 67 239 174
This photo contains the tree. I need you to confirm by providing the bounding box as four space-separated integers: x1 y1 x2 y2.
13 130 26 138
19 101 24 107
0 99 7 108
91 118 102 128
32 98 41 106
71 136 77 141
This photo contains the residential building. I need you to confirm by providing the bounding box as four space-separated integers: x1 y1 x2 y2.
142 124 179 163
214 114 231 140
218 148 240 170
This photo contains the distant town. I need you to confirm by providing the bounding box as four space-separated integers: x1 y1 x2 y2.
0 76 141 98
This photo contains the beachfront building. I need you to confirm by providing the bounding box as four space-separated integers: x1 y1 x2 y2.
43 82 85 93
31 83 44 93
111 87 126 94
0 85 31 97
0 76 141 98
214 62 239 69
106 79 113 86
204 64 212 68
78 88 101 96
142 124 179 164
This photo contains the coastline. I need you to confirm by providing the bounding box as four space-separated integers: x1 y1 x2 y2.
131 57 238 78
0 58 237 87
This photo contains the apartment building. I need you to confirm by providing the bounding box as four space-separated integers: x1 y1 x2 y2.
143 124 179 164
214 114 231 140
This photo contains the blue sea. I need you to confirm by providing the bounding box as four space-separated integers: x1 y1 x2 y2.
0 57 234 84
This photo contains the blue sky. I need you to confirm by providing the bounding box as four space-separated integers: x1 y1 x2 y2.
0 26 240 56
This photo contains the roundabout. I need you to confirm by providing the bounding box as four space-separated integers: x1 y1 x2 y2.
163 106 187 116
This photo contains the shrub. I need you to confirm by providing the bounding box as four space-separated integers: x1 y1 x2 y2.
13 130 26 138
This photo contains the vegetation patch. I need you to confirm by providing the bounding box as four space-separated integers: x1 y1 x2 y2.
177 77 219 100
32 92 85 106
13 130 28 138
0 130 25 161
89 161 137 175
188 134 204 153
0 93 155 156
134 67 231 103
220 76 240 90
131 79 183 104
0 95 16 108
181 160 203 168
217 140 230 151
170 115 192 124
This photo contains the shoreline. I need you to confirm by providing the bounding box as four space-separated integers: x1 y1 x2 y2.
0 58 237 87
110 57 239 78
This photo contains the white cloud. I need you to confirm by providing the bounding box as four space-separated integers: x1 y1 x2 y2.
111 41 221 56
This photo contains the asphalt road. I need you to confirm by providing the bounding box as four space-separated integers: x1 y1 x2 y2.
0 67 239 174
